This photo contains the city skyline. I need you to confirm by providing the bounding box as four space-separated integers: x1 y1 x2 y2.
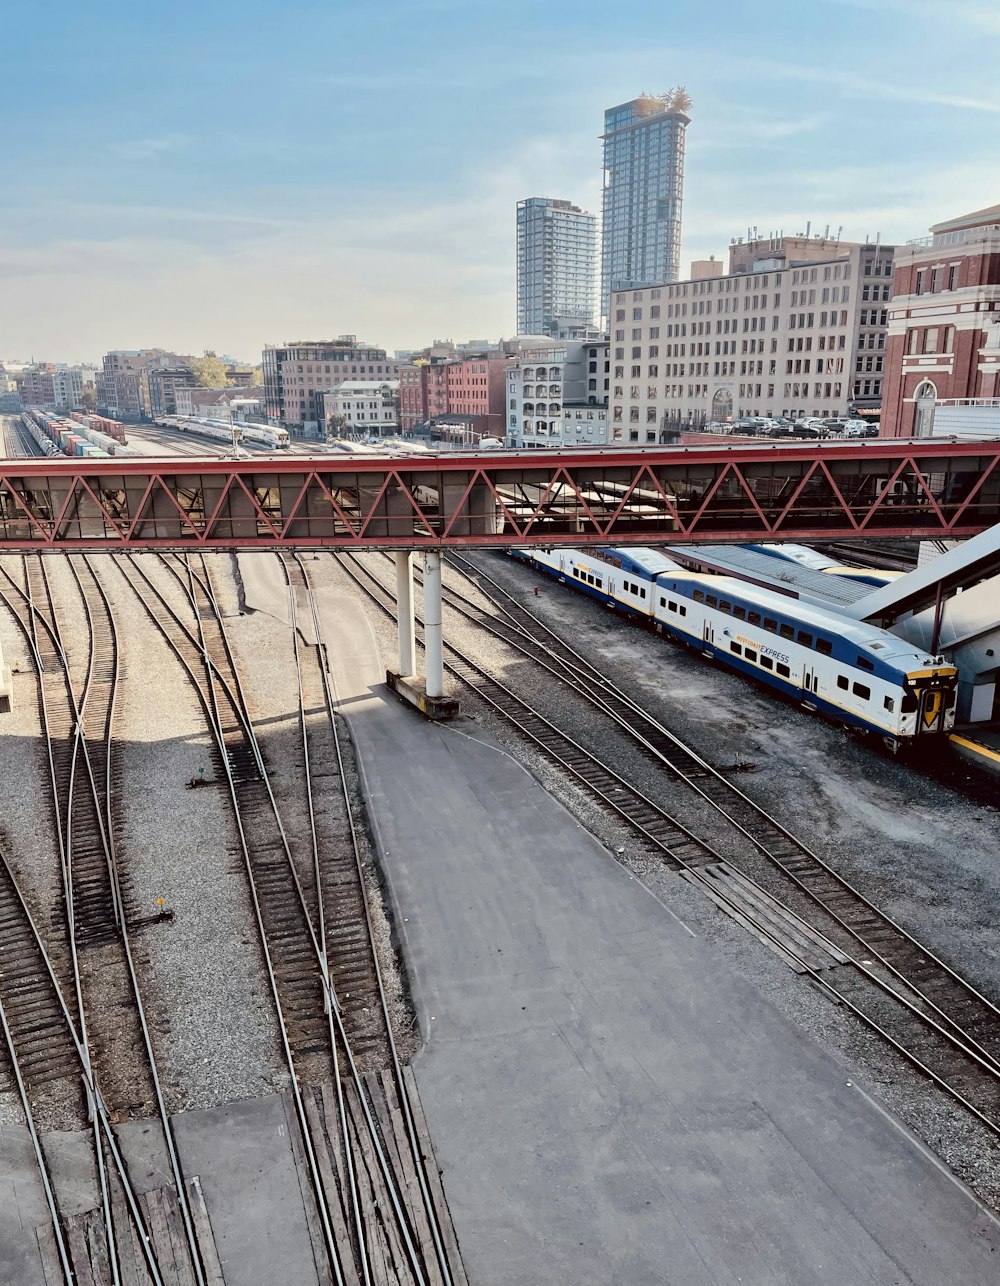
2 0 999 362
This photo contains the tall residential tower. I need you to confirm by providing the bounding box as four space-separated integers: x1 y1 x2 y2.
516 197 598 338
601 90 691 322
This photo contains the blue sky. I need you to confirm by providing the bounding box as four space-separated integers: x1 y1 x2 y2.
3 0 999 363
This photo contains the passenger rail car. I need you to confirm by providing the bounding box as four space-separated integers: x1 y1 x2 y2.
513 546 957 749
155 415 290 450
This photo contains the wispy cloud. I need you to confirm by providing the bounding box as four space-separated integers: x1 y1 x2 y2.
103 134 194 162
751 60 1000 115
829 0 1000 32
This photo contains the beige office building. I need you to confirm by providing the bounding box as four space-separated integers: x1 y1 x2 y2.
608 234 895 444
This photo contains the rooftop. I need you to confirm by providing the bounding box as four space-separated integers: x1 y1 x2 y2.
930 202 1000 235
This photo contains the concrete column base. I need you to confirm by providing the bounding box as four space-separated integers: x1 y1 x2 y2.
386 667 460 721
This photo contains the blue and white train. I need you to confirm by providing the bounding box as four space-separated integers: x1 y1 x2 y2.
512 545 958 749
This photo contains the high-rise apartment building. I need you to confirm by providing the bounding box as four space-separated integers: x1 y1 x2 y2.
262 336 400 432
516 197 598 338
601 90 691 323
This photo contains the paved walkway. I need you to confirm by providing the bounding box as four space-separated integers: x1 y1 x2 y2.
317 580 1000 1286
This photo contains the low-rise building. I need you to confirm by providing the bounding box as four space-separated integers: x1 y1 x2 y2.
262 336 400 433
323 381 399 434
18 365 57 407
507 339 610 448
142 365 199 419
881 203 1000 437
607 233 895 443
398 350 513 439
51 368 84 410
175 386 263 421
97 349 174 420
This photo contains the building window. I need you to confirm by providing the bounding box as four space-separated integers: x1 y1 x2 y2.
948 265 959 290
915 270 925 296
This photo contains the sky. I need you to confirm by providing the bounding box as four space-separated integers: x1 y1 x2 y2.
3 0 999 364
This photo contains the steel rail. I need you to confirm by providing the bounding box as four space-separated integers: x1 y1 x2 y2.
291 552 456 1286
39 555 167 1286
76 554 209 1286
282 553 372 1286
115 551 429 1285
0 960 75 1283
338 551 1000 1138
174 552 350 1286
443 551 1000 1069
183 553 430 1286
0 560 165 1284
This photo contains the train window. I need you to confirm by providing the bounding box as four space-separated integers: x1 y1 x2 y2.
901 694 918 713
730 642 742 655
776 662 791 678
706 594 718 608
883 696 895 712
614 558 622 568
744 648 757 662
667 600 677 613
837 675 849 690
680 605 687 616
779 624 794 640
640 588 646 599
797 631 813 648
815 638 833 656
659 596 666 608
694 589 705 603
760 655 774 670
733 605 746 620
857 656 874 672
748 611 761 626
852 682 871 700
719 599 731 614
763 617 777 632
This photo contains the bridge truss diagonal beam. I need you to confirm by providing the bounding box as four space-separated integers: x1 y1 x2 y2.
0 440 997 551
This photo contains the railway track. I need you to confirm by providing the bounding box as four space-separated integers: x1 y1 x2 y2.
336 549 1000 1139
0 554 215 1284
114 551 465 1286
443 553 1000 1059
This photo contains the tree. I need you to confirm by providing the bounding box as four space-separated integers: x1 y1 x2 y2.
249 366 264 387
326 412 349 440
188 353 231 388
79 386 97 412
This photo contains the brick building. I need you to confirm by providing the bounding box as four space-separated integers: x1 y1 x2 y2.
17 365 56 407
398 352 510 438
881 203 1000 437
261 337 400 433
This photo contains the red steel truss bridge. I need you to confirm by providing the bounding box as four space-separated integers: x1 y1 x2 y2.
0 440 997 551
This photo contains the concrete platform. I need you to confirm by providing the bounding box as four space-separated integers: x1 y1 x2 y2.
317 580 1000 1286
949 723 1000 778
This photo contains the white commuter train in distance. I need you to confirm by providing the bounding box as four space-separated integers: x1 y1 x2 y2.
155 415 290 450
512 545 958 750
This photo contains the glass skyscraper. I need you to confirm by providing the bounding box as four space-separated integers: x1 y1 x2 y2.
516 197 598 338
601 94 690 322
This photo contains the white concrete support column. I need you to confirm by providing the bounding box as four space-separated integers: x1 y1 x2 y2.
395 551 416 678
423 551 445 699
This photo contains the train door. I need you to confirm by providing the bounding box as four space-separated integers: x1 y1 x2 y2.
918 687 946 733
801 664 819 709
701 617 714 656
